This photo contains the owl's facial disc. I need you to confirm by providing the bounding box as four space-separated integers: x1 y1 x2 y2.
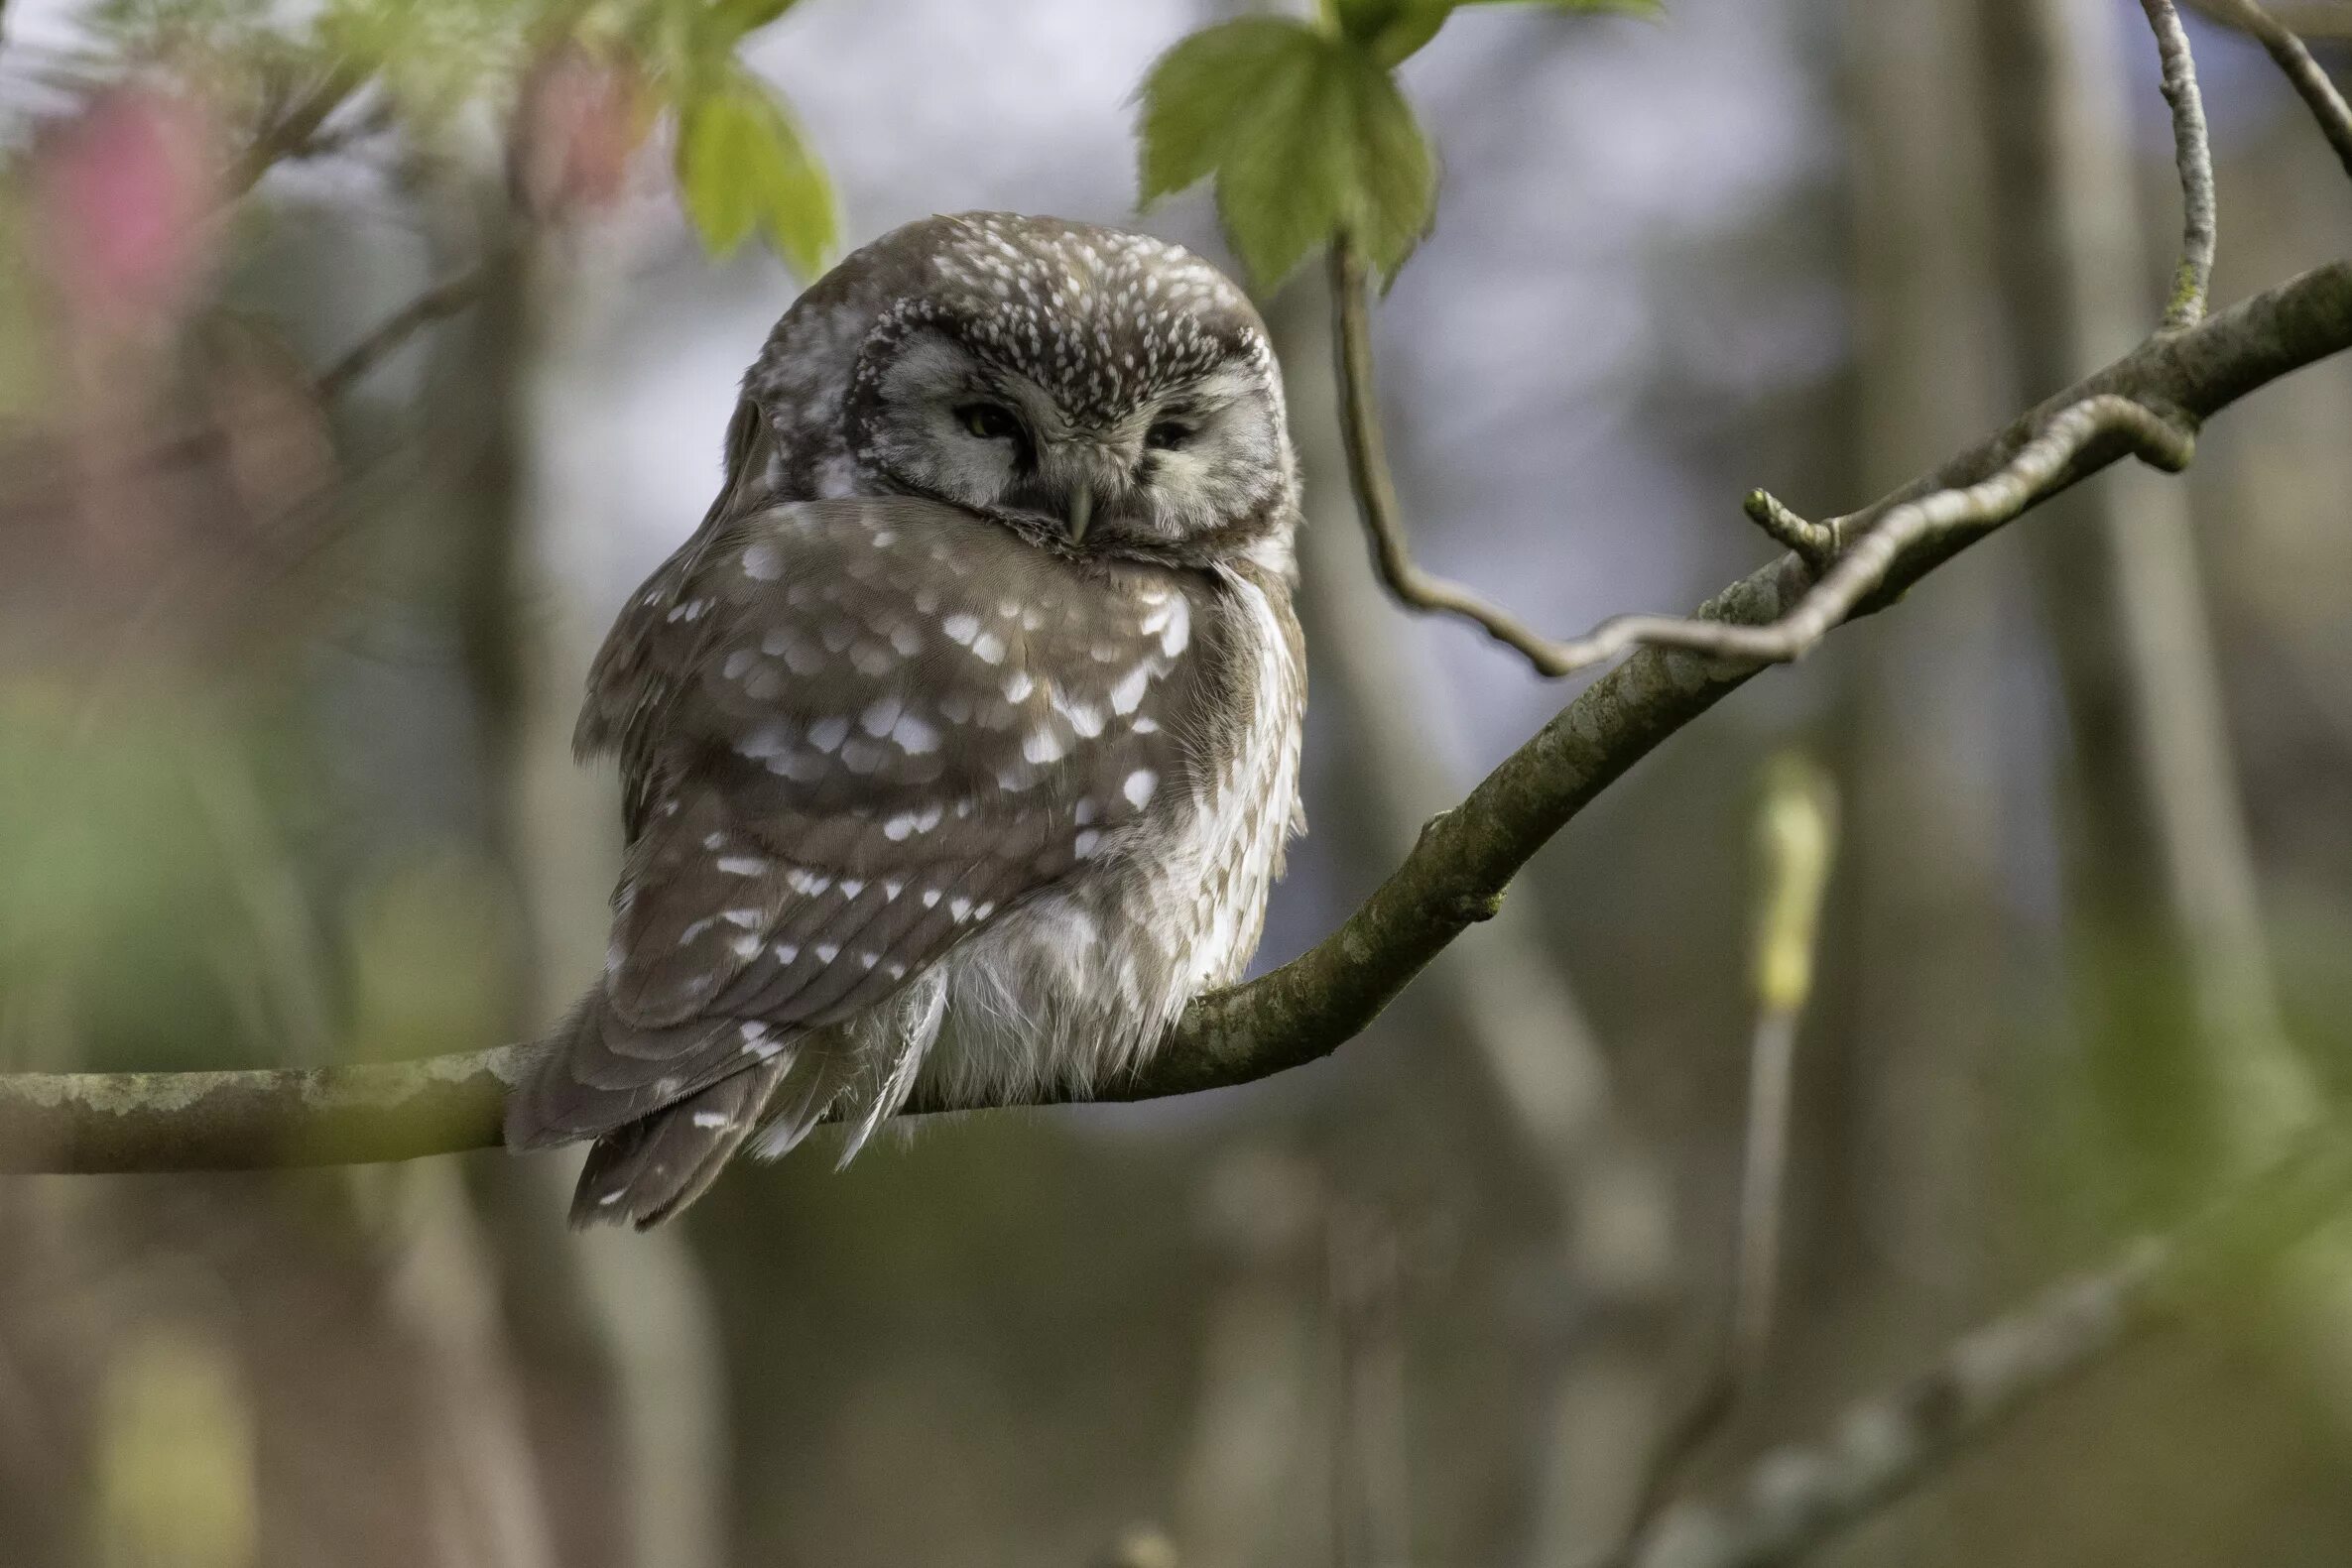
853 327 1285 556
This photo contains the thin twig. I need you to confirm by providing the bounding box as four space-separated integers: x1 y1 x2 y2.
1600 1129 2352 1568
2141 0 2219 328
1731 1012 1800 1374
317 268 491 397
1622 1377 1739 1545
1740 491 1838 569
2213 0 2352 178
1527 395 2193 674
1731 760 1837 1370
1620 761 1839 1536
225 64 365 197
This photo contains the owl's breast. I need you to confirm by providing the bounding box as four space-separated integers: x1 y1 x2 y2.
917 559 1304 1105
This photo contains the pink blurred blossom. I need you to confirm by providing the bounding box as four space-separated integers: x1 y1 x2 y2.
30 83 222 331
510 43 653 223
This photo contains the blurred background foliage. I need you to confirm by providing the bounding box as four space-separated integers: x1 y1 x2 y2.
1 0 2351 1564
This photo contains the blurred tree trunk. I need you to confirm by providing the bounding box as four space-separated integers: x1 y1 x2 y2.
1743 0 2025 1550
1831 0 2016 1322
1986 0 2313 1177
509 238 733 1568
401 213 561 1568
1276 265 1671 1564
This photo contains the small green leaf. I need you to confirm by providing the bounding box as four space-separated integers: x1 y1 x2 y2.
1211 36 1355 290
754 96 834 277
1342 54 1436 281
1139 22 1436 291
1136 18 1322 204
676 71 835 275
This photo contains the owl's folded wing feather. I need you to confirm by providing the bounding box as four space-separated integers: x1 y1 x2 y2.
511 494 1208 1145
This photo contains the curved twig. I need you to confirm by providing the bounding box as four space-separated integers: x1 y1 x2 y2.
1328 235 1600 676
1333 240 2195 681
2143 0 2220 328
2210 0 2352 180
0 259 2346 1175
1524 396 2193 673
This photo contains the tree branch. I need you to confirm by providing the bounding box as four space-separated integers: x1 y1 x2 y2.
1599 1128 2352 1568
1 257 2347 1173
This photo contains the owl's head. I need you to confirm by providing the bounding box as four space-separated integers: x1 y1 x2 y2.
745 214 1296 571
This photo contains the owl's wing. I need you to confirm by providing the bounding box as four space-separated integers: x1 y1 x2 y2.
517 492 1205 1143
576 397 778 840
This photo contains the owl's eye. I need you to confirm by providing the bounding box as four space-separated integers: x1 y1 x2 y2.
1145 421 1193 452
957 403 1024 442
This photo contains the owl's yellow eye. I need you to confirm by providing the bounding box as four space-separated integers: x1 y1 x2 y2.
957 403 1023 442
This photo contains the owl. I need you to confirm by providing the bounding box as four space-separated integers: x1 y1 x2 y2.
506 213 1307 1227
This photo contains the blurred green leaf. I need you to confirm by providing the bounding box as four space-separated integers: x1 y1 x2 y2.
1752 753 1838 1016
346 849 515 1062
92 1326 256 1568
1139 20 1433 290
317 0 524 130
699 0 805 49
676 69 835 274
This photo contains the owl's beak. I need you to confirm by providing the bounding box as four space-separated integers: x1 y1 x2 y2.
1063 482 1094 546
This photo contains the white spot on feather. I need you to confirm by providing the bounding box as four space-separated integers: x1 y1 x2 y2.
1108 665 1151 715
893 713 940 754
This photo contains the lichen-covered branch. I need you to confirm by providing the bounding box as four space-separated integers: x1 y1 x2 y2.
1601 1130 2352 1568
0 1048 531 1173
3 256 2347 1174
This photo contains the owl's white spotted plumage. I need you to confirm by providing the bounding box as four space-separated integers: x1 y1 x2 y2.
507 213 1306 1227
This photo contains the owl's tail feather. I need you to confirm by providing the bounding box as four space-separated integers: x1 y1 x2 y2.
569 1061 788 1230
506 990 826 1228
